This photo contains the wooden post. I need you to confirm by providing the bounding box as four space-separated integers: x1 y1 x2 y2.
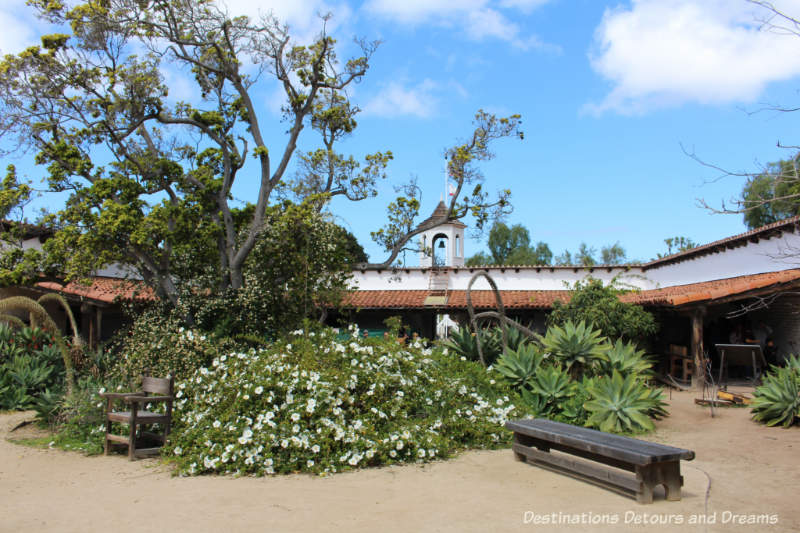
80 303 91 347
95 307 103 348
691 307 705 390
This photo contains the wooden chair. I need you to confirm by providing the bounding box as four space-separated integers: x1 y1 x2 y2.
100 373 174 460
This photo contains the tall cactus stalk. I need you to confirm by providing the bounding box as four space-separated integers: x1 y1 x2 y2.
0 296 75 395
38 293 83 348
0 313 26 328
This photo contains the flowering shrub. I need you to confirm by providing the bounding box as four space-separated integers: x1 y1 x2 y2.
111 309 236 382
167 326 523 475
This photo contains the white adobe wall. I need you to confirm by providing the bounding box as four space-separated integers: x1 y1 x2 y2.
353 229 800 292
349 266 649 291
645 231 800 288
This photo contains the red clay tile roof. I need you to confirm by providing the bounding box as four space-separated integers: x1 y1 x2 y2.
343 270 800 310
35 277 154 304
34 269 800 310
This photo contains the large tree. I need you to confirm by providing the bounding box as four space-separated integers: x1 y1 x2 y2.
466 221 552 266
0 0 387 307
0 2 522 318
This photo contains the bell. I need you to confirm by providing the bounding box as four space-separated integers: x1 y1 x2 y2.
438 240 446 249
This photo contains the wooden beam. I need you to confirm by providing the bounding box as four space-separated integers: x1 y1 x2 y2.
691 307 705 390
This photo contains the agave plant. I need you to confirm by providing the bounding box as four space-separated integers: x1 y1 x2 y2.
541 320 607 377
0 295 76 394
494 343 545 390
529 364 572 408
584 370 660 433
751 366 800 428
782 354 800 374
504 323 534 352
596 339 654 378
442 325 503 365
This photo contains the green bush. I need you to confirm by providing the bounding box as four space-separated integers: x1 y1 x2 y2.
46 376 110 454
548 278 658 343
166 326 524 475
0 326 65 411
110 309 235 383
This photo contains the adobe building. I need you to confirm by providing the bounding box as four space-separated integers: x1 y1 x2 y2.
13 208 800 385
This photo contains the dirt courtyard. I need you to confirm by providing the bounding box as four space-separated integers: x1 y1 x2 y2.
2 388 799 533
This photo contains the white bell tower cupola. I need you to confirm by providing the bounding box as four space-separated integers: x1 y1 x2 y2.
418 201 466 268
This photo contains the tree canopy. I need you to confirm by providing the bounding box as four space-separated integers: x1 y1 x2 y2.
547 278 657 344
740 156 800 229
0 1 521 321
465 221 552 266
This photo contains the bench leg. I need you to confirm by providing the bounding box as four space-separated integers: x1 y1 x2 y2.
513 433 550 462
636 462 682 504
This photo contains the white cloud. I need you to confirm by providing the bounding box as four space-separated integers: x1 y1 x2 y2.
0 7 39 55
365 0 486 24
218 0 352 43
364 0 555 50
499 0 552 13
587 0 800 114
362 79 439 118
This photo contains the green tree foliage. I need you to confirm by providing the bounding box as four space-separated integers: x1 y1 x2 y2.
656 236 698 259
0 1 381 310
370 111 523 267
547 278 658 343
555 242 627 266
178 201 357 337
600 242 626 265
740 156 800 229
466 221 552 266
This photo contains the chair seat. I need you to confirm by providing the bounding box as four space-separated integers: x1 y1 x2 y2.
107 410 171 424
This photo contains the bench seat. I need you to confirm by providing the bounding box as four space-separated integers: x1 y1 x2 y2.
506 418 695 504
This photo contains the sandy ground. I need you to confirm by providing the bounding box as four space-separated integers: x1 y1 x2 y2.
2 388 799 533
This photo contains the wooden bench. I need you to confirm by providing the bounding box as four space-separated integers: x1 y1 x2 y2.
506 418 695 504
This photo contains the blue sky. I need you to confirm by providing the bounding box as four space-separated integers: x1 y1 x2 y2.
3 0 800 264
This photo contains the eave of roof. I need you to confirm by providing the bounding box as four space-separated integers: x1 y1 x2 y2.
640 215 800 270
35 277 154 305
342 270 800 310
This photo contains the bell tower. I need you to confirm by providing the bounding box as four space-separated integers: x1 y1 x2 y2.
418 201 466 267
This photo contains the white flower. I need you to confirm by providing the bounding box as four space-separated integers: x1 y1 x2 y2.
174 447 182 456
291 413 301 422
389 450 397 458
255 386 264 395
417 449 426 458
311 444 320 454
292 424 300 433
280 440 289 448
305 399 316 413
238 428 253 445
396 441 404 450
307 460 315 468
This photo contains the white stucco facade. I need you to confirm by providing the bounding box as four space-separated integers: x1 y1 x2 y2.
352 223 800 292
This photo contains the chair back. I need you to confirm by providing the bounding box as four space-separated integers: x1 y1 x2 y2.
142 374 174 396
